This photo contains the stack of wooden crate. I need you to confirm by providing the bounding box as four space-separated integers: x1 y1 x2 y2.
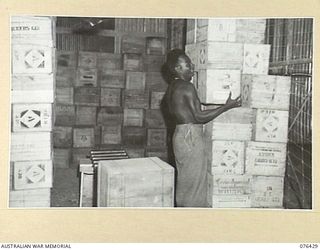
54 18 169 173
186 19 290 208
10 16 56 207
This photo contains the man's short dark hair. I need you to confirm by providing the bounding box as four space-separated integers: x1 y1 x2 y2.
166 49 186 76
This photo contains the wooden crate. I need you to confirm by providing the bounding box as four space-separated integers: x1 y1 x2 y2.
97 107 123 126
254 109 289 143
197 41 243 70
53 126 73 147
144 55 165 72
146 37 166 55
124 108 144 127
145 109 166 128
125 71 146 90
13 160 53 190
147 128 167 147
11 16 54 47
12 45 53 74
73 128 95 148
97 53 122 70
145 147 168 162
241 74 291 110
56 67 76 87
101 125 122 145
198 69 241 104
56 51 77 68
53 148 71 169
206 140 245 175
123 127 146 146
207 172 252 208
97 157 174 207
121 36 146 54
99 70 125 88
9 188 51 208
236 19 266 44
150 91 165 109
76 68 98 87
123 53 143 71
12 103 52 132
251 176 284 208
197 19 237 43
245 141 287 176
54 104 76 126
145 72 168 91
55 87 74 105
101 88 121 107
11 132 51 161
11 74 54 103
204 108 254 141
78 51 97 68
125 147 145 158
242 44 270 75
75 106 97 125
74 87 100 106
124 90 149 109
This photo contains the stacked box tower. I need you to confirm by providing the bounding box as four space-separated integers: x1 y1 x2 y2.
10 16 56 207
186 19 290 208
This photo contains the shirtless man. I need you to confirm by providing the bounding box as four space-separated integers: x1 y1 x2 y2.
164 49 241 207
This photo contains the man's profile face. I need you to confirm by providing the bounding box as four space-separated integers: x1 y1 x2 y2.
175 55 195 81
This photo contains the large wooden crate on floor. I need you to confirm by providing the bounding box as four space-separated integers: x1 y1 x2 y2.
204 107 253 141
99 70 125 88
12 45 53 74
207 172 252 208
197 69 241 104
242 44 270 75
11 16 54 47
53 126 73 147
9 188 51 208
245 141 287 176
254 109 289 143
11 74 54 103
197 41 243 70
145 148 168 162
251 176 284 208
241 74 291 110
12 103 52 132
206 140 245 175
97 157 174 207
53 148 71 169
13 160 53 190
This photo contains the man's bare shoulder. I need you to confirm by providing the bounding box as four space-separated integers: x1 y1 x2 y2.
171 79 196 94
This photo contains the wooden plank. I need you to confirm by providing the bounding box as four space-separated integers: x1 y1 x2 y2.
9 188 51 208
75 106 97 125
11 132 52 161
125 71 146 90
97 107 123 126
123 108 144 127
12 103 52 132
53 148 71 169
13 160 53 190
54 104 76 126
97 157 174 207
56 87 74 104
123 127 146 146
53 126 73 147
124 90 149 109
254 109 289 143
74 87 100 106
101 125 122 145
100 88 122 107
12 45 53 74
245 141 287 176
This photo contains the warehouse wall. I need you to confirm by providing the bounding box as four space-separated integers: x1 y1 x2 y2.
53 17 170 174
